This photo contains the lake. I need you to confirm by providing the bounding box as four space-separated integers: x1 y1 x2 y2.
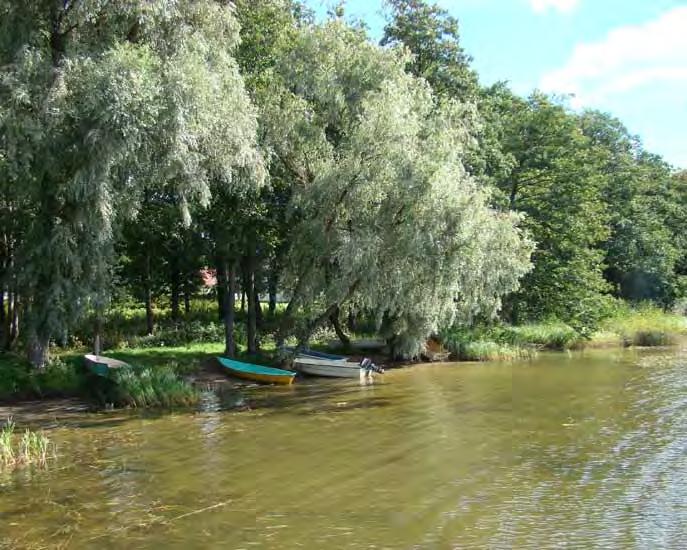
1 346 685 548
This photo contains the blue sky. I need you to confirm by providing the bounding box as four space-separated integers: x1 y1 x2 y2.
305 0 687 168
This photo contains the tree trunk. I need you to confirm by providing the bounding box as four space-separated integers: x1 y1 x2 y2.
94 315 103 356
240 290 246 314
145 288 154 336
183 280 191 315
8 291 19 350
254 287 263 328
509 180 518 210
170 264 181 323
216 261 227 322
330 306 351 346
144 252 154 335
347 309 356 332
222 261 237 357
0 285 5 350
245 254 257 354
27 332 50 369
268 272 278 316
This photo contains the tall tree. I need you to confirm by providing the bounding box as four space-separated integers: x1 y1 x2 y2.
495 93 611 331
381 0 478 99
0 0 262 366
267 21 532 356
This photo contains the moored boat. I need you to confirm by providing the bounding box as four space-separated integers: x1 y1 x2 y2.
282 347 347 361
84 354 130 377
217 357 296 385
293 356 383 379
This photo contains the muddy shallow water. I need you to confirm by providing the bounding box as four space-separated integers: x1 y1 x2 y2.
1 347 685 549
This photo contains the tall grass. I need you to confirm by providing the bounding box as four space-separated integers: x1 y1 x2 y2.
457 341 534 362
494 323 582 350
1 418 53 470
111 367 199 408
599 305 687 347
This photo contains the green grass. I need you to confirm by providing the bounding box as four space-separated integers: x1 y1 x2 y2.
596 305 687 347
1 418 53 471
439 321 579 361
494 323 582 350
457 340 534 362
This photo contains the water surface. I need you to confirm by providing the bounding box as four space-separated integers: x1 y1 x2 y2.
1 347 685 548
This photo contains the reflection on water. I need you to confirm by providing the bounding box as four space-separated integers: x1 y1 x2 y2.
1 347 686 548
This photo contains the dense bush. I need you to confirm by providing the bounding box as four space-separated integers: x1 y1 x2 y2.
0 355 84 401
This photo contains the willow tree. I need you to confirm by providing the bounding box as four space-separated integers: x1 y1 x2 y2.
266 22 532 357
0 1 262 366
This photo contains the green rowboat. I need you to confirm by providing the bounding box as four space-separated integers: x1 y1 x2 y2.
217 357 296 385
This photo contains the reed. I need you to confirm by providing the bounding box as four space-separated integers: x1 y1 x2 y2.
457 341 534 362
0 418 15 467
0 418 53 470
599 305 687 347
111 367 199 408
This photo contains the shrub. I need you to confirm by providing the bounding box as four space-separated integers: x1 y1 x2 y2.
33 357 83 397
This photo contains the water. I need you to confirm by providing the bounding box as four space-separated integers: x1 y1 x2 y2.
1 347 686 549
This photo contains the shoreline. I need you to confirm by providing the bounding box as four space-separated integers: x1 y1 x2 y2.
2 340 685 415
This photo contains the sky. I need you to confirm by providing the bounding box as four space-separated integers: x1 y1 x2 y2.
305 0 687 169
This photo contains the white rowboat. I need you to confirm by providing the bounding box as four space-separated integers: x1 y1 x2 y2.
293 356 382 379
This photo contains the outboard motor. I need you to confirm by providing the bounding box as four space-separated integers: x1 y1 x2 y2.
360 357 384 374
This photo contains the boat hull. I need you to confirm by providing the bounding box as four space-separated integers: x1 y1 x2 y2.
217 357 296 385
228 369 295 385
294 357 365 378
84 354 129 377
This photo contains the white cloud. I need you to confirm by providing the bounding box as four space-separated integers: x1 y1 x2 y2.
530 0 579 14
541 7 687 107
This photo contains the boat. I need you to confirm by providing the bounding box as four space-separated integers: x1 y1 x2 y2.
282 346 347 361
293 355 383 379
84 354 130 377
217 357 296 385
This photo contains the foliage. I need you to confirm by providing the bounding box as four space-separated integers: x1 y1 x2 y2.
0 0 263 366
0 354 83 400
494 323 581 350
599 304 687 347
492 93 613 333
270 21 533 357
381 0 478 99
0 0 684 375
110 367 199 408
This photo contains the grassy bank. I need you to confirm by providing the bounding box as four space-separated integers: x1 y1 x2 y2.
593 305 687 347
439 306 687 362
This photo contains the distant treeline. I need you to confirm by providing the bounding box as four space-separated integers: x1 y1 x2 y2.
0 0 685 367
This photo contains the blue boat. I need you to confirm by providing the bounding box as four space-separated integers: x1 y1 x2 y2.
217 357 296 385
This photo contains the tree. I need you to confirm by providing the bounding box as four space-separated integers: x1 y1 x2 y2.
579 111 684 307
495 93 611 330
266 21 532 356
0 1 262 366
381 0 478 99
381 1 513 189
